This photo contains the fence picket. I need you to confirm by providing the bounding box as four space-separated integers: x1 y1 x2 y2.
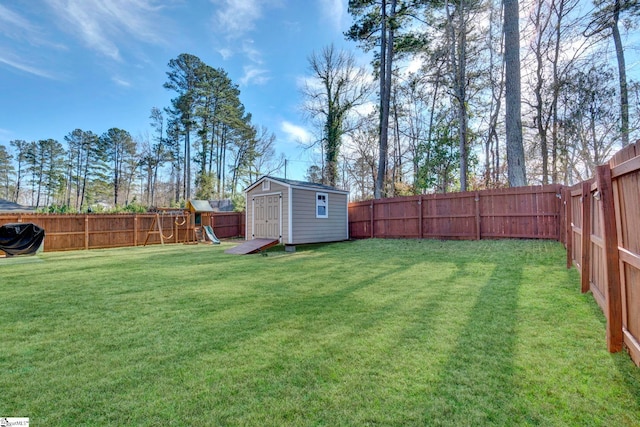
348 184 562 241
0 212 245 252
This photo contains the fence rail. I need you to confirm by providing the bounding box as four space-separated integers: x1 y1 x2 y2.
565 140 640 366
349 184 563 240
0 211 245 252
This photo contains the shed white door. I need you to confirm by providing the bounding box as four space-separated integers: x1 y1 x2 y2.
253 194 280 239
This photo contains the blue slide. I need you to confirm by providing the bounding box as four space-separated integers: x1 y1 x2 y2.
203 225 220 244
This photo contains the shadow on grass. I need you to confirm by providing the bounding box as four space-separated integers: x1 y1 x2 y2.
582 287 640 409
199 261 412 351
424 258 523 425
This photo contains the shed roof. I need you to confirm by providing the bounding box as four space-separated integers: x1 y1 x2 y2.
186 200 214 212
0 198 35 213
245 176 349 195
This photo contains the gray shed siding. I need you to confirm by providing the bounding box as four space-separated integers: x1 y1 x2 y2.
245 180 289 241
290 188 348 244
245 177 349 245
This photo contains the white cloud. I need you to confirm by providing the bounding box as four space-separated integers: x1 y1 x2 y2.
297 74 322 91
0 4 64 77
405 56 423 75
281 121 313 144
218 48 234 60
210 0 281 65
210 0 281 39
0 4 39 38
112 76 132 87
43 0 170 60
353 100 376 117
0 54 57 79
242 39 263 64
318 0 346 31
239 65 270 86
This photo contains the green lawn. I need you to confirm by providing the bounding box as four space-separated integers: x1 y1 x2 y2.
1 239 639 426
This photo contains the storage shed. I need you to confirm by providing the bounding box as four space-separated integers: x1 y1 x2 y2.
245 176 349 245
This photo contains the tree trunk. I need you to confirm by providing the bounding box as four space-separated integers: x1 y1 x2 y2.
551 0 563 183
504 0 527 187
446 0 468 192
185 123 191 200
611 0 629 147
375 0 396 199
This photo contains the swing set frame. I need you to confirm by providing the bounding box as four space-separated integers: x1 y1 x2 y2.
143 209 191 246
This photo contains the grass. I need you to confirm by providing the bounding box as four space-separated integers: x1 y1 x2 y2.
1 239 639 426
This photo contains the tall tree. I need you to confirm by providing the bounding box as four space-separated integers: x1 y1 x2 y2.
101 128 137 206
504 0 527 186
443 0 475 191
165 57 253 200
65 129 104 210
526 0 583 184
24 139 65 208
396 73 435 193
9 140 29 203
483 0 504 187
303 44 371 186
165 117 183 204
343 113 379 199
229 125 282 194
347 0 401 198
147 107 169 206
0 144 14 200
164 53 204 200
562 66 619 180
529 0 554 184
585 0 640 147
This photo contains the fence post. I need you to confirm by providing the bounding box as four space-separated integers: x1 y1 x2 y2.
133 214 138 247
84 214 89 250
370 200 374 239
580 182 591 293
565 188 572 269
556 185 562 243
596 164 623 353
474 192 481 240
418 195 423 239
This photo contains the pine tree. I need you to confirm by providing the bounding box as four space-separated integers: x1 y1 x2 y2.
346 0 399 198
0 144 14 200
100 128 137 206
164 53 204 200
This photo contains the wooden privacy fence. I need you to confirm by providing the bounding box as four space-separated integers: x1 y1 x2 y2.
349 184 563 240
565 140 640 366
0 211 245 252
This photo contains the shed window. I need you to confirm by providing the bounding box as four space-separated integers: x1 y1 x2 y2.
262 180 270 191
316 192 328 218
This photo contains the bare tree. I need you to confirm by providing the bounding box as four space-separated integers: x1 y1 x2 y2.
302 44 371 187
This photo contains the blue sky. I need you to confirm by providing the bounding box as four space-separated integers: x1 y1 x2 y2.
0 0 358 180
2 1 639 184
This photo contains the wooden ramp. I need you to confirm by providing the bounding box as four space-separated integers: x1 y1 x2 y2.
224 238 279 255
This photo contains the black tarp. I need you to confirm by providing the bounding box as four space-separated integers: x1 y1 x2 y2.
0 223 45 256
